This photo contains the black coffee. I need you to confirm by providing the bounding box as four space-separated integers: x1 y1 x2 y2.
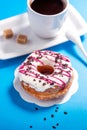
30 0 66 15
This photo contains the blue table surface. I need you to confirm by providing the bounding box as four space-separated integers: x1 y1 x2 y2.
0 0 87 130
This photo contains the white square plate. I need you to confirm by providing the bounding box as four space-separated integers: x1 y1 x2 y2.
0 4 87 59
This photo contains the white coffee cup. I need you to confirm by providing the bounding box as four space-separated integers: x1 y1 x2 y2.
27 0 69 38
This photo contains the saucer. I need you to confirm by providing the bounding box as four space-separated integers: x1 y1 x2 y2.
13 68 79 107
0 4 87 59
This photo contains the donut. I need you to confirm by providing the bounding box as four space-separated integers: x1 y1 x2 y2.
18 50 74 100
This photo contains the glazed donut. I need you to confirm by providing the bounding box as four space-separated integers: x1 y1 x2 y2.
18 50 74 100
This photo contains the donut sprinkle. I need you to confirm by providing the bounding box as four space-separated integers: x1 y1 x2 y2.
18 50 73 92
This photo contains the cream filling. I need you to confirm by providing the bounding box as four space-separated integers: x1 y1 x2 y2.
18 70 73 92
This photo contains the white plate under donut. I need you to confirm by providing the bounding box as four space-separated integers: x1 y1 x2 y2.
13 68 79 107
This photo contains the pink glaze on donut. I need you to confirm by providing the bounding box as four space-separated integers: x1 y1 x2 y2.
18 50 73 92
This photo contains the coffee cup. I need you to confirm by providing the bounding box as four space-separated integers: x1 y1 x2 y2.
27 0 69 38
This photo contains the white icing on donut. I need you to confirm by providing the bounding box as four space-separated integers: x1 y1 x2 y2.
18 50 73 92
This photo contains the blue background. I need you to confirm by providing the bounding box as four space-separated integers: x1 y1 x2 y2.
0 0 87 130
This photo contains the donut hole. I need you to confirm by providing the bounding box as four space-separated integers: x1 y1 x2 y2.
37 65 54 75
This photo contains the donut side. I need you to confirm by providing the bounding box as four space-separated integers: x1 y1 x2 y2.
20 72 74 100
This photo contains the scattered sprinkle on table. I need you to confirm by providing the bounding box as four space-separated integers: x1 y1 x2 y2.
43 117 47 121
52 126 56 129
35 107 39 111
29 125 33 128
64 111 68 115
51 114 54 118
